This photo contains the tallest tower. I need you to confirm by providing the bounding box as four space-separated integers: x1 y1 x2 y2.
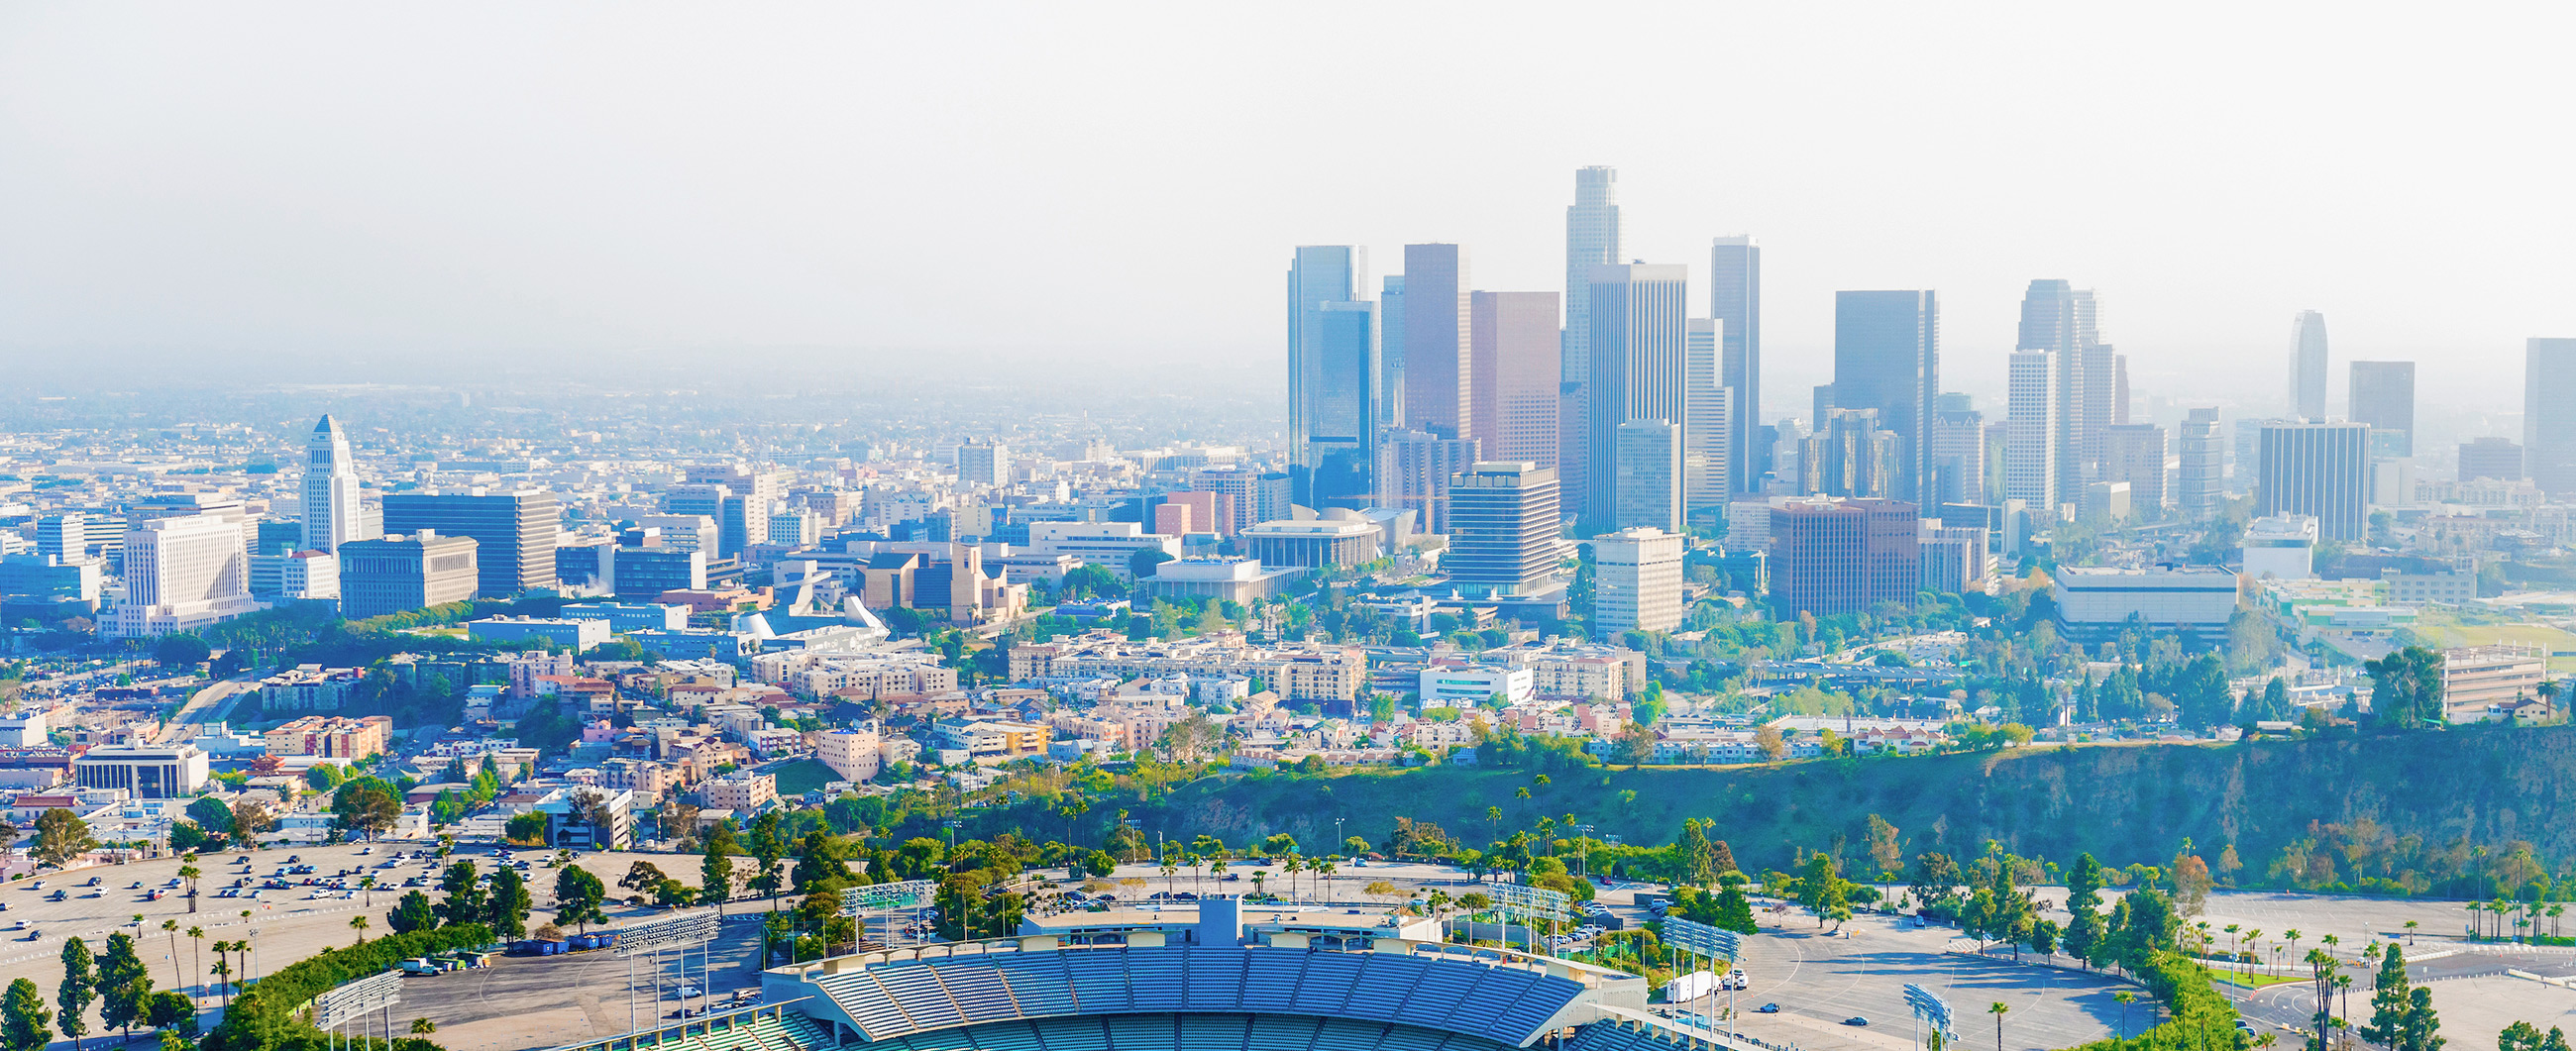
300 414 362 552
1560 166 1622 518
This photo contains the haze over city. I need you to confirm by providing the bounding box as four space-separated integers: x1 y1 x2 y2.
3 10 2576 1051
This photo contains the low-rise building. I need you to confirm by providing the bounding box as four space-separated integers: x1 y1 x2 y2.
468 616 612 651
1417 663 1534 707
699 771 777 813
263 715 393 760
2052 567 2241 643
257 666 367 713
2441 646 2545 722
72 744 209 798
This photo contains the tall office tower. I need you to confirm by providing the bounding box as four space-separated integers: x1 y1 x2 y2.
2113 356 2131 424
1832 291 1939 502
1287 247 1380 508
1379 275 1406 428
2527 338 2576 494
2348 361 2415 457
381 489 561 597
1400 244 1471 439
1681 319 1734 517
1562 166 1622 396
1926 393 1986 508
1445 462 1562 596
2016 280 2096 499
1811 384 1837 427
2458 437 2525 481
2178 408 2225 519
1591 527 1685 636
1709 237 1762 493
1374 430 1481 535
2101 423 2169 510
1560 168 1622 523
1767 497 1921 615
1612 421 1683 533
2256 420 2370 541
301 414 364 553
114 512 258 637
1802 409 1899 499
2005 352 2061 510
1582 263 1688 527
2289 310 2330 418
955 442 1008 486
1469 291 1560 469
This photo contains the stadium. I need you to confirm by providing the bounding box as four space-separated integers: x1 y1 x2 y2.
546 897 1718 1051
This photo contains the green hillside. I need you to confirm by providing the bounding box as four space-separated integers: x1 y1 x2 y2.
1058 725 2576 893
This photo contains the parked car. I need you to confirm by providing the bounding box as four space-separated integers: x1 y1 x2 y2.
1844 1018 1870 1027
1756 1004 1779 1014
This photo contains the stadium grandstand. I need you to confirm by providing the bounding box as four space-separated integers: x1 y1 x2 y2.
543 896 1740 1051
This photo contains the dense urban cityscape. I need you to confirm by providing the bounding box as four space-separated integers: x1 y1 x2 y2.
4 11 2574 1051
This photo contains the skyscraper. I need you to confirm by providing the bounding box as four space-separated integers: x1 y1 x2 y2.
1560 168 1621 524
2178 408 2225 519
1469 290 1559 469
1801 410 1899 499
1446 462 1562 596
2256 420 2369 542
2101 423 2169 511
2291 310 2329 419
2016 280 2096 500
382 489 561 597
2005 351 2061 510
1374 430 1481 535
1926 392 1986 508
301 415 364 553
2347 361 2415 458
1591 527 1685 636
1832 290 1939 501
2458 437 2524 481
1379 275 1406 428
1768 497 1920 615
2527 339 2576 494
1682 319 1733 517
115 512 258 637
1400 244 1470 439
1287 247 1379 507
1709 237 1762 493
1612 420 1682 533
955 441 1009 486
1584 263 1689 527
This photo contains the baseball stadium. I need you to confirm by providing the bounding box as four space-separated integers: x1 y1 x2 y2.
542 897 1716 1051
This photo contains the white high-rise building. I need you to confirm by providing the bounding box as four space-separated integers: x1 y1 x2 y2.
1682 319 1733 518
1591 527 1685 636
2006 351 2061 511
1709 237 1762 494
116 512 259 637
1585 263 1688 526
300 414 364 553
2291 310 2329 419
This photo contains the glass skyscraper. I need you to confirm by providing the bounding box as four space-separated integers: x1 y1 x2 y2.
1286 246 1378 508
1832 290 1940 503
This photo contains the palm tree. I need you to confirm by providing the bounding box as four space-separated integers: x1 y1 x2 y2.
185 926 204 999
360 874 376 908
1315 859 1339 901
2112 992 2135 1040
2284 928 2302 968
1282 856 1304 901
349 914 369 943
177 864 201 913
2402 920 2417 945
160 920 179 991
1988 1002 2009 1051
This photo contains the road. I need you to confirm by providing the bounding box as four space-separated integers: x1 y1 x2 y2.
154 677 258 744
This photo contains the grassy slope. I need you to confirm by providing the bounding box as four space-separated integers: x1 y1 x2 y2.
1102 726 2576 876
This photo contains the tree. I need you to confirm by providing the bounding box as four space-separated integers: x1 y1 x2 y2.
2171 854 2212 916
504 812 548 845
1796 852 1849 930
1677 819 1719 888
700 826 737 913
749 810 788 908
94 935 147 1039
153 634 210 670
2364 944 2414 1048
0 980 49 1051
332 780 403 840
385 892 436 934
143 991 191 1036
1987 1001 2008 1051
486 865 533 940
2363 647 2447 730
2065 853 2107 970
56 938 92 1051
435 861 486 926
555 864 608 932
33 809 96 869
229 800 275 848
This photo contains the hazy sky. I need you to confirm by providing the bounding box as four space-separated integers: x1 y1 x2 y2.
5 3 2572 416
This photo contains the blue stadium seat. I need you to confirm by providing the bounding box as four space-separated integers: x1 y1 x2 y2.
928 957 1023 1023
877 965 968 1031
1103 1014 1169 1051
1179 947 1247 1012
993 954 1079 1017
1064 952 1134 1012
1289 953 1363 1015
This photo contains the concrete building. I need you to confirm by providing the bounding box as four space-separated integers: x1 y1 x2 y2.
2005 350 2061 512
301 414 366 553
1834 290 1940 502
2256 420 2371 542
382 489 559 598
1591 527 1684 636
1584 263 1688 526
2178 408 2225 519
1024 522 1182 582
1287 246 1379 509
700 771 778 813
73 744 210 798
2242 515 2318 581
1469 290 1560 471
2051 567 2240 643
1375 429 1481 535
249 548 339 601
1767 497 1919 615
1444 462 1562 597
955 442 1008 487
535 788 634 850
114 512 259 637
2101 423 2168 512
1134 557 1293 605
815 729 884 783
467 616 612 651
1239 518 1382 570
556 602 690 632
2349 361 2415 457
1612 420 1683 533
2441 646 2545 722
264 715 392 760
1418 663 1535 707
338 532 480 620
2458 437 2525 481
1918 523 1987 594
1401 243 1472 440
